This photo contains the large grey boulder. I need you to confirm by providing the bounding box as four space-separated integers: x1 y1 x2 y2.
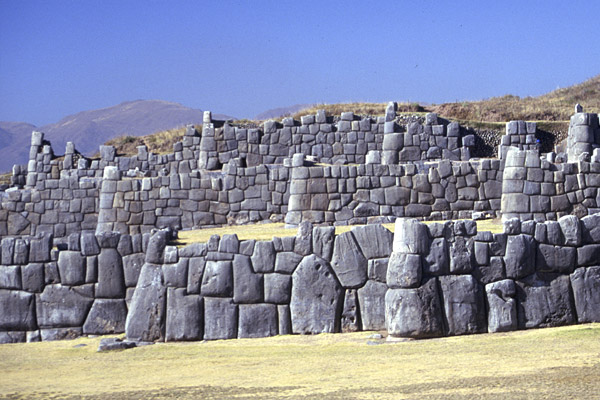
125 263 166 342
485 279 518 333
357 280 387 331
516 275 575 329
57 251 86 286
201 261 233 297
165 288 203 341
386 278 444 338
162 258 189 288
351 225 393 259
558 215 581 246
145 230 168 264
36 284 93 328
312 226 335 261
0 289 37 331
439 275 486 335
264 273 292 304
570 266 600 323
0 266 21 289
341 289 360 332
386 252 421 288
204 297 238 340
233 255 263 303
504 234 535 279
536 244 576 273
251 241 276 273
330 231 367 288
83 299 127 334
238 304 278 338
274 251 303 274
123 253 146 287
96 248 126 298
393 218 429 254
449 237 473 274
423 237 449 276
187 257 206 294
290 255 343 334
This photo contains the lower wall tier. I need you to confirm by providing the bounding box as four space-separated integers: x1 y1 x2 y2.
1 214 600 343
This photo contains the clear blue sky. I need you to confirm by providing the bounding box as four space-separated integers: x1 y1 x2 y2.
1 0 599 125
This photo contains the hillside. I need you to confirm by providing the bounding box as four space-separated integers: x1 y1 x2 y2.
0 100 233 171
430 74 600 122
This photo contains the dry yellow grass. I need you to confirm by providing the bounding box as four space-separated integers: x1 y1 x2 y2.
174 219 503 247
291 102 425 120
1 324 599 399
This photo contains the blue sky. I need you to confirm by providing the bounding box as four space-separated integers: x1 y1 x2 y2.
1 0 599 125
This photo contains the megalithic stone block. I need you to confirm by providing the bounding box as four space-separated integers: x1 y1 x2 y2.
485 279 518 333
125 263 166 342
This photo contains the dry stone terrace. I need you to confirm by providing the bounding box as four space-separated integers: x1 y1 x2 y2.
1 102 600 345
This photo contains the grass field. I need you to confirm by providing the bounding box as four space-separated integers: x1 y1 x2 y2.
175 219 504 246
1 324 599 399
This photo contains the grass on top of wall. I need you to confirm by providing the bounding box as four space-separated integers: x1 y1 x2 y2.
1 323 599 399
174 219 504 247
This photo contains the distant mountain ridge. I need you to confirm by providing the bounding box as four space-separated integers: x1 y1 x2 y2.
0 100 233 172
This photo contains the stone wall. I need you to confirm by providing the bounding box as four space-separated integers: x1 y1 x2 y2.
385 216 600 338
3 214 600 344
567 111 600 162
285 159 503 226
501 148 600 221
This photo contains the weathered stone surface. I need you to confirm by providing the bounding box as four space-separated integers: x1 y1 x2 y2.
29 233 52 262
277 304 292 335
386 278 444 338
125 263 166 342
485 279 518 333
98 337 137 351
80 232 100 256
367 258 388 282
570 266 600 323
233 255 262 303
439 275 486 335
393 219 430 254
264 273 291 304
387 252 421 288
41 327 82 341
449 237 473 274
558 215 581 246
341 289 360 332
577 245 600 267
201 261 233 297
96 248 125 298
290 255 343 334
0 265 21 289
83 299 128 334
204 297 237 340
351 224 393 259
57 251 86 286
251 241 276 273
313 226 335 261
0 331 26 344
0 289 37 331
122 253 145 287
330 232 367 288
516 275 575 329
165 288 203 341
97 231 120 248
238 304 278 338
145 230 168 264
294 221 313 256
536 244 576 273
274 251 303 274
357 280 387 331
36 284 93 328
187 257 206 294
162 258 188 288
473 256 505 285
504 234 535 279
423 237 449 275
21 263 44 292
581 214 600 243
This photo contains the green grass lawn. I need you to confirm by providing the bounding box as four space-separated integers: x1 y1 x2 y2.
0 324 599 399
